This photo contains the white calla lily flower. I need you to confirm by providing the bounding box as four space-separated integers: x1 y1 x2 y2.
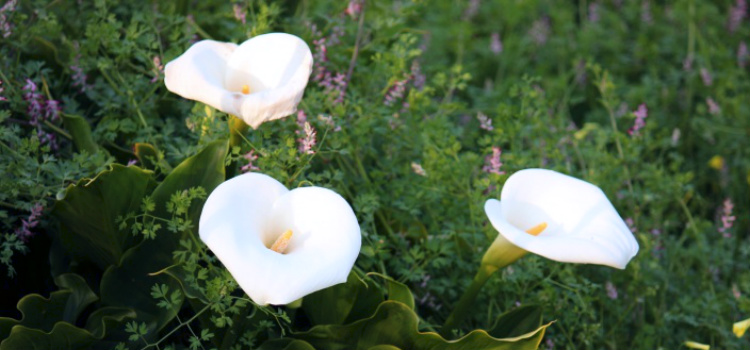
483 168 639 269
165 33 313 129
199 173 361 305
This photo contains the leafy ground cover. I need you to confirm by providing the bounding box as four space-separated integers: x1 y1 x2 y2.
1 0 749 349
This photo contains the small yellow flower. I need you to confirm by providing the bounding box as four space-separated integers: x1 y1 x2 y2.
684 340 710 350
734 317 750 338
708 155 724 170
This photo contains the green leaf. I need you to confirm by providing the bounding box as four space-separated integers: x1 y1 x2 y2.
53 274 98 325
0 323 95 350
62 114 98 154
52 164 156 268
258 339 317 350
303 271 385 326
99 139 228 335
134 143 172 172
0 274 134 350
488 305 543 339
369 273 415 311
0 274 95 335
293 301 552 350
84 307 137 339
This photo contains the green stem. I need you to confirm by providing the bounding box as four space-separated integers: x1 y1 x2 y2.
440 264 498 337
228 115 250 150
140 303 212 350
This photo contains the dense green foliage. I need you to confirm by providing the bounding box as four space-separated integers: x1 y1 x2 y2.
1 0 749 349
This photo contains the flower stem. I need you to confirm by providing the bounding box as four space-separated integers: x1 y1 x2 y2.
440 263 498 337
228 115 249 150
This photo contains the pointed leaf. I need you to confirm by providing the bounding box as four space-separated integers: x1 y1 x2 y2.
369 273 415 310
62 114 98 154
489 305 543 339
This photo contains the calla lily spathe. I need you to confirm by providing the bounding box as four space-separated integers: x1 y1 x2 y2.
483 168 639 269
199 173 361 305
165 33 313 129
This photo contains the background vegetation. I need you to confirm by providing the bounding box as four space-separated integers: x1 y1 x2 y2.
1 0 749 349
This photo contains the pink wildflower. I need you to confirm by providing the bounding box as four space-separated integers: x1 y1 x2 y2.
628 103 648 136
296 109 308 130
317 114 341 132
545 338 555 350
490 32 503 54
240 150 260 173
588 2 600 22
150 56 164 83
718 198 735 238
728 0 747 33
127 159 138 166
733 284 741 300
410 61 426 90
411 162 427 177
605 281 618 300
462 0 481 20
0 80 6 101
22 78 62 150
16 202 43 240
739 42 748 68
706 97 721 115
44 100 61 121
0 0 17 38
625 217 637 233
298 122 317 155
344 0 362 19
477 112 493 131
23 79 45 127
641 1 652 24
384 79 408 106
683 55 693 71
700 68 713 86
529 17 550 46
482 147 505 175
233 3 247 24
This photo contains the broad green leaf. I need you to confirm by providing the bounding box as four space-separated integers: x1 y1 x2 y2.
293 301 552 350
0 274 134 350
53 274 98 324
368 345 403 350
100 140 228 335
150 139 228 227
369 273 415 310
84 307 138 343
488 305 543 339
258 339 317 350
0 323 95 350
0 274 94 335
62 114 98 154
52 164 155 268
303 271 364 325
303 271 385 326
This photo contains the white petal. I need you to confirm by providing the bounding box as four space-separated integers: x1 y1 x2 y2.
164 40 242 114
224 33 313 128
485 169 638 269
199 173 360 305
261 186 361 304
